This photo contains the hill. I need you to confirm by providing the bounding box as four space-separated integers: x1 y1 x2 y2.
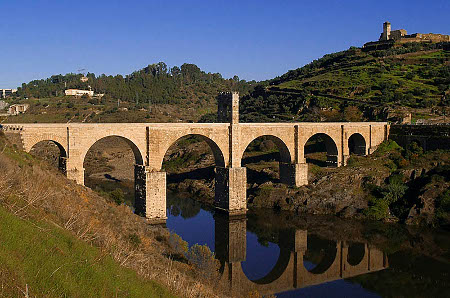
240 42 450 123
0 131 223 297
3 62 253 123
2 43 449 124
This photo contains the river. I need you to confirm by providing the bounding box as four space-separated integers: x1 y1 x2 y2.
165 191 450 297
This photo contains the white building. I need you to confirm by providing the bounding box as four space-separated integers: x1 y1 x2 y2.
0 89 17 98
65 89 94 97
8 104 29 115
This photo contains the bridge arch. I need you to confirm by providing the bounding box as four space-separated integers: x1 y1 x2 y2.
346 242 366 266
342 242 370 277
348 133 367 155
248 247 292 285
81 135 144 166
25 134 68 156
30 140 67 174
82 135 146 214
304 133 339 167
159 133 226 171
302 235 338 274
241 135 294 188
241 135 293 165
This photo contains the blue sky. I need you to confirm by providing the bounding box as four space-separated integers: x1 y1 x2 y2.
1 0 449 88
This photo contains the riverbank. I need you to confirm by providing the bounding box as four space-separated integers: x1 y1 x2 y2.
166 139 450 229
0 131 224 297
33 133 449 229
166 194 450 297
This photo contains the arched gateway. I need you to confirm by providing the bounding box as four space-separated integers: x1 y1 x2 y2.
2 92 389 221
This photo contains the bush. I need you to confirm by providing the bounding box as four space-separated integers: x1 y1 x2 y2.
365 197 390 220
168 233 188 256
109 188 124 205
437 190 450 212
405 141 423 160
186 244 220 280
375 140 403 156
128 233 142 248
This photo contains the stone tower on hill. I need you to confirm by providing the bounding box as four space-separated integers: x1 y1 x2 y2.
364 21 449 50
380 21 391 41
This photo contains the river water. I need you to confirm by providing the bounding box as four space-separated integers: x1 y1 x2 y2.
165 192 450 297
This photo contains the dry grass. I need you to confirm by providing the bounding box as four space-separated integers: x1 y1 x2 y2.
0 135 229 297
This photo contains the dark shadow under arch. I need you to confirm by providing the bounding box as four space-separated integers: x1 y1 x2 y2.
241 135 294 188
348 133 366 155
163 134 225 170
242 135 292 165
303 235 338 274
162 134 226 210
30 140 67 174
305 133 339 167
347 242 366 266
250 248 291 284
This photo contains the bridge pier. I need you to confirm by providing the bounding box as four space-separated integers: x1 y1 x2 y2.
58 156 67 175
145 170 167 222
66 158 85 185
215 167 247 214
134 165 147 216
280 162 308 187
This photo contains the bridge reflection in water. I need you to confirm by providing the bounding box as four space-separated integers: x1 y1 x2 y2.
213 214 388 296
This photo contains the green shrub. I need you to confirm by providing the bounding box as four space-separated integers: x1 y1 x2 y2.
364 197 390 220
375 140 403 156
383 182 408 205
128 233 142 248
186 244 220 280
437 190 450 212
405 141 423 160
109 188 125 205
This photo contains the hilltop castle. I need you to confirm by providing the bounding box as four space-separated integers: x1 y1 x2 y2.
364 21 449 50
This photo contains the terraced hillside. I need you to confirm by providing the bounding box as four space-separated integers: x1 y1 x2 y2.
240 42 450 123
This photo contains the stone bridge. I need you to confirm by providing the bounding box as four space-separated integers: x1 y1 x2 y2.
215 215 388 296
2 92 388 221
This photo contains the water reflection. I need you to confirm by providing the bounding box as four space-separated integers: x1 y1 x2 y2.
214 213 387 296
166 193 389 297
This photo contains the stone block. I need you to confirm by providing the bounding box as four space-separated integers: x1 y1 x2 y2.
146 171 167 220
215 167 247 213
280 162 308 187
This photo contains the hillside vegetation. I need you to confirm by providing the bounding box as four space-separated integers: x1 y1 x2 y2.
240 42 450 122
4 62 252 123
2 43 449 124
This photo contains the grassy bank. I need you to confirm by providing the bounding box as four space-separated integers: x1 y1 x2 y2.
0 207 172 297
0 131 223 297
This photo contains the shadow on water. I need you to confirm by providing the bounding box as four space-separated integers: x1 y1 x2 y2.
166 193 450 297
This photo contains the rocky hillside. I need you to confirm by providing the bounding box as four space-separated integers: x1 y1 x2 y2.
156 137 450 230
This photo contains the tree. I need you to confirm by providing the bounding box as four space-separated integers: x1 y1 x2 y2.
343 106 363 121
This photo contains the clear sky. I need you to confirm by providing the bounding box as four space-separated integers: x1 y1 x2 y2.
1 0 449 88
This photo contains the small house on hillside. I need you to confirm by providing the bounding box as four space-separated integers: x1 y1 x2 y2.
65 89 94 97
8 104 29 115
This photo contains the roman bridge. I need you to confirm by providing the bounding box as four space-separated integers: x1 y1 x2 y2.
2 92 388 221
215 215 388 296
